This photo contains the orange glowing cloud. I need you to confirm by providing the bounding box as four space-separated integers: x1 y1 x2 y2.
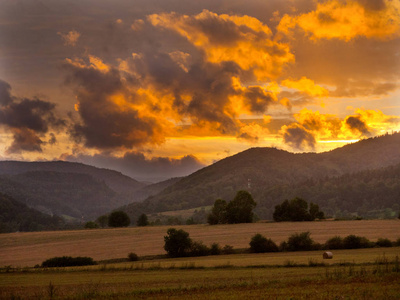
148 9 294 80
278 0 400 41
281 77 329 97
281 108 400 150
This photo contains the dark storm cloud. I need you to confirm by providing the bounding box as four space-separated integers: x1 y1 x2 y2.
63 60 164 149
0 79 65 153
282 123 316 150
62 151 205 182
244 86 275 113
345 116 370 136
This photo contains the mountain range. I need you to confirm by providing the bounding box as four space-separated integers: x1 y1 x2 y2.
124 132 400 220
1 132 399 232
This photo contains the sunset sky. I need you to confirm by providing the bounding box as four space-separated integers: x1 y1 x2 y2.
0 0 399 181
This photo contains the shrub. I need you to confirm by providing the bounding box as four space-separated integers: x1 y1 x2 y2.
249 234 278 253
376 238 393 247
84 221 99 229
343 235 372 249
128 252 139 261
325 236 344 249
190 241 210 257
222 244 234 255
279 241 288 252
41 256 96 268
394 238 400 247
210 243 222 255
108 211 130 228
164 228 192 257
286 232 314 251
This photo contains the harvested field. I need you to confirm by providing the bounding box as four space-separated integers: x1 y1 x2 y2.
0 219 399 267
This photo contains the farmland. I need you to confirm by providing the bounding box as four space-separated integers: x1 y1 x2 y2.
1 220 400 299
1 248 400 299
1 219 399 267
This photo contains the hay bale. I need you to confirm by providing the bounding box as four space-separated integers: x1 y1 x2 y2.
323 251 333 259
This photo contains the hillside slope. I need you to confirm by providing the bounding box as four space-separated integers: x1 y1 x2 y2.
0 193 65 233
125 133 400 219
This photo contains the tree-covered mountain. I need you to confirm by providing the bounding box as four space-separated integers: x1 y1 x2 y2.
0 193 65 233
124 133 400 220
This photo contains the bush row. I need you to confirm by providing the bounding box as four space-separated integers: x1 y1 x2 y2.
41 256 96 268
163 227 400 257
250 233 400 253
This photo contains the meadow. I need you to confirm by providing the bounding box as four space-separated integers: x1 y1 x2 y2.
1 219 399 267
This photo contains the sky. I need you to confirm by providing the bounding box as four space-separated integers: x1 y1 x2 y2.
0 0 399 182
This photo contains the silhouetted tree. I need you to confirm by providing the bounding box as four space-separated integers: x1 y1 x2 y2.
164 228 192 257
226 190 256 224
273 198 324 222
108 211 130 227
207 199 228 224
136 213 149 227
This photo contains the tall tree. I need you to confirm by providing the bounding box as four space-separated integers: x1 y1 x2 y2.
207 199 228 224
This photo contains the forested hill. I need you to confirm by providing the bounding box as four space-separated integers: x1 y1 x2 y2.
0 161 146 194
124 132 400 219
0 161 151 222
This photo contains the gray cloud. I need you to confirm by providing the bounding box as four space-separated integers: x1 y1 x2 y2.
0 79 65 153
345 116 370 136
282 123 316 150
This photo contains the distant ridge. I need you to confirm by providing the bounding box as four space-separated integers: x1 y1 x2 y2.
0 160 146 194
0 161 149 221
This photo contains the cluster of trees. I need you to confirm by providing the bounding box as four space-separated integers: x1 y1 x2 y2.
163 228 235 257
207 190 256 224
273 198 324 222
86 211 150 229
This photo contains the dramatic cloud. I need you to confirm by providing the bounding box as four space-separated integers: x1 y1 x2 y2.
61 151 205 182
63 56 168 149
62 10 295 150
278 0 400 41
0 79 65 153
148 9 294 80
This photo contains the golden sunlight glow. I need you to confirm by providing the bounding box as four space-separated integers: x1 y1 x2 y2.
148 10 294 80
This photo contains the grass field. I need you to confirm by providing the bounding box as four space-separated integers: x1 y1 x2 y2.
1 219 399 267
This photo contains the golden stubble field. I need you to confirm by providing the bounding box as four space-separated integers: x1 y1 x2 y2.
1 219 399 267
